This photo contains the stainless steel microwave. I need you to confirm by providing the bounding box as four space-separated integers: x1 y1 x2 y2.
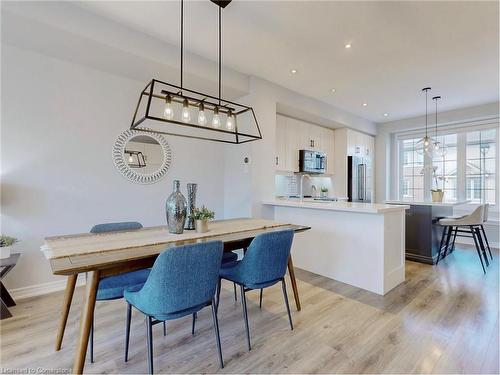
299 150 326 174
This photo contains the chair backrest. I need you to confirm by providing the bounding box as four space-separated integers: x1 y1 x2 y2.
237 230 294 286
483 203 489 223
90 222 143 233
133 241 223 314
458 205 484 226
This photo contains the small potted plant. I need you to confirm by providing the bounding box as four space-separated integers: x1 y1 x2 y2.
320 187 329 198
189 206 215 233
0 235 18 259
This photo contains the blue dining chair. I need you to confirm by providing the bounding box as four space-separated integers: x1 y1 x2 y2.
124 241 224 374
88 222 165 364
217 230 294 350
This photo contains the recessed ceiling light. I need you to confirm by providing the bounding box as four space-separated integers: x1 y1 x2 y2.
383 113 389 117
291 69 297 74
362 103 368 107
345 43 352 49
331 88 336 93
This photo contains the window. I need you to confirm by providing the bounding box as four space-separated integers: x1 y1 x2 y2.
400 138 424 201
466 129 496 204
432 134 458 202
397 124 498 205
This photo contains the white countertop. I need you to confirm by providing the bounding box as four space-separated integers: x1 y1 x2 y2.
385 200 469 207
263 199 410 214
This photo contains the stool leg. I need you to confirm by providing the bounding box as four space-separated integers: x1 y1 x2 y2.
125 303 131 362
89 316 94 363
475 227 489 267
437 226 448 265
481 225 493 260
443 226 453 259
471 226 486 274
450 227 458 253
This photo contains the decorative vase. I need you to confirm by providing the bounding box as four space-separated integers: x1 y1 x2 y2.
0 246 11 259
195 219 209 233
431 191 444 203
166 180 187 234
185 183 197 230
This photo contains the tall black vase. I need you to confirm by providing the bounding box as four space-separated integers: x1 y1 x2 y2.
185 183 197 230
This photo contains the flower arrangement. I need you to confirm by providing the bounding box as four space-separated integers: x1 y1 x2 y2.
188 206 215 221
0 235 18 247
320 187 329 193
0 235 17 259
189 206 215 233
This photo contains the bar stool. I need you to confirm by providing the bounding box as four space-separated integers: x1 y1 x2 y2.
437 205 489 273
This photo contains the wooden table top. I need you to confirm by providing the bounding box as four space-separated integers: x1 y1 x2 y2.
42 218 310 276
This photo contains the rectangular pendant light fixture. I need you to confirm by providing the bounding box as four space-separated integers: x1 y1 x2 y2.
129 0 262 145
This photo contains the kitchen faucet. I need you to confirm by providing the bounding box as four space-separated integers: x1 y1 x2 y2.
300 174 311 202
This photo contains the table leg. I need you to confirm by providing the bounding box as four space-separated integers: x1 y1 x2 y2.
287 256 301 311
1 299 12 319
73 270 100 374
55 274 78 351
0 281 16 307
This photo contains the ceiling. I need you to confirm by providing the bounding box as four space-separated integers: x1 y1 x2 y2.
76 1 499 123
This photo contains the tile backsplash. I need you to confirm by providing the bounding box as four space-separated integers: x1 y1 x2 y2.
275 174 333 197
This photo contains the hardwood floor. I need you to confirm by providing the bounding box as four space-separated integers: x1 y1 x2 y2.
1 246 498 374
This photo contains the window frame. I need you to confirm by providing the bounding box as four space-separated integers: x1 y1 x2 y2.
394 121 499 208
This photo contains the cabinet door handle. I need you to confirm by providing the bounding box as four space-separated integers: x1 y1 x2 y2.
275 156 279 166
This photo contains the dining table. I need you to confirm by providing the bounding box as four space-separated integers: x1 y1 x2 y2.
41 218 310 374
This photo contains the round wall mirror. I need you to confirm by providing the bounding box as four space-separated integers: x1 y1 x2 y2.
113 129 172 184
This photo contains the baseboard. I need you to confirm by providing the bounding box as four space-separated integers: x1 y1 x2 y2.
454 238 499 249
9 276 86 301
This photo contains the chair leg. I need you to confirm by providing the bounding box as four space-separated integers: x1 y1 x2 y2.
471 226 486 274
210 298 224 368
475 227 490 267
163 321 167 336
481 225 493 260
233 283 237 301
146 316 153 374
89 315 94 363
216 278 222 313
451 227 458 253
437 226 448 265
240 284 251 351
125 303 131 362
192 312 196 335
443 226 453 259
281 279 294 331
259 289 263 309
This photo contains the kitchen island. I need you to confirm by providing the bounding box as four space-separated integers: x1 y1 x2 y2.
263 199 409 295
386 200 468 264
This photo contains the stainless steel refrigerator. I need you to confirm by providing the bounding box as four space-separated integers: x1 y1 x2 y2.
347 155 372 203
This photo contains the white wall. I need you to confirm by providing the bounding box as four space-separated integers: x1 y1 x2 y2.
0 45 226 291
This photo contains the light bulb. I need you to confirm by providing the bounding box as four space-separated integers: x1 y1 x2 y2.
434 142 440 151
197 102 207 126
163 94 174 120
181 98 191 123
212 107 221 128
128 155 134 163
226 110 234 130
423 138 429 147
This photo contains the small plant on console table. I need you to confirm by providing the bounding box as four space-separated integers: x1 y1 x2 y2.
320 187 329 198
189 206 215 233
0 235 18 259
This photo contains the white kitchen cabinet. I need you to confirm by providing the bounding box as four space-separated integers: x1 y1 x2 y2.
275 115 287 170
275 114 335 174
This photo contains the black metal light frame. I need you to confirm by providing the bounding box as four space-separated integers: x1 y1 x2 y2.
125 149 147 168
131 79 262 144
129 0 262 145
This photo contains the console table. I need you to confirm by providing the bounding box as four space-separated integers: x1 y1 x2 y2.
1 253 20 319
